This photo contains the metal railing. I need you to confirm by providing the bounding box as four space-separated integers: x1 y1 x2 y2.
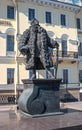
0 95 18 104
53 50 78 58
0 82 80 104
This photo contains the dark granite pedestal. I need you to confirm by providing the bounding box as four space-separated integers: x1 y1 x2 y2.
18 79 62 116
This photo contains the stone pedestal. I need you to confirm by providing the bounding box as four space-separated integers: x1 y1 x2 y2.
18 79 62 115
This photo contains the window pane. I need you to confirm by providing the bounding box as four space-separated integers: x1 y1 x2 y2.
7 78 10 84
7 35 14 51
76 18 80 29
78 42 82 56
61 14 66 26
63 69 68 83
46 69 54 79
7 68 14 84
62 40 67 56
73 0 80 4
7 6 14 19
46 12 51 24
79 70 82 83
29 70 33 79
28 8 35 21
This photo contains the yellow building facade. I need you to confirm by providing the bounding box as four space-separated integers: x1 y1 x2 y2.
0 0 82 101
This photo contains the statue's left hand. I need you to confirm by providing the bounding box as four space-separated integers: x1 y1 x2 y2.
54 41 59 48
50 39 59 48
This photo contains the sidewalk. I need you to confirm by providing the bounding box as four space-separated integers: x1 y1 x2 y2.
0 102 82 130
63 101 82 111
0 104 17 111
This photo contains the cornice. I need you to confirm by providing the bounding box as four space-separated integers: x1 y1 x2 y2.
78 8 82 14
0 56 16 61
18 0 81 13
0 84 14 88
0 33 6 38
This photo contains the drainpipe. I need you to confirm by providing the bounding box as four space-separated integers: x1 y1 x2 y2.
15 0 20 97
12 0 20 99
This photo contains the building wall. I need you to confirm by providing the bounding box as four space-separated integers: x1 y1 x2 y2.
0 0 17 94
0 0 16 32
58 62 79 83
0 60 16 84
18 2 78 43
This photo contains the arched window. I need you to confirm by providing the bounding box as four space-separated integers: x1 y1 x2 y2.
6 28 15 52
62 40 67 57
61 34 68 57
7 35 14 51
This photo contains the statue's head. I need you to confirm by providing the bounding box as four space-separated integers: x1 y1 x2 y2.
30 19 39 32
31 18 39 26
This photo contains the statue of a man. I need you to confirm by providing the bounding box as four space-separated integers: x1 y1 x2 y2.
18 19 59 79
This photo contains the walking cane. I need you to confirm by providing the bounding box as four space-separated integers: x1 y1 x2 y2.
55 46 59 79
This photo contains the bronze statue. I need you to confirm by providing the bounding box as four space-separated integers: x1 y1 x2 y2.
18 18 59 79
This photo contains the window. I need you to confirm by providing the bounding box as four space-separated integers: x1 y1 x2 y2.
46 68 54 79
78 42 82 56
28 8 35 21
7 6 14 19
63 69 68 83
29 70 33 79
79 70 82 83
76 18 81 29
45 11 52 24
7 68 14 84
62 40 67 57
29 70 39 78
73 0 80 5
61 14 66 26
7 35 14 51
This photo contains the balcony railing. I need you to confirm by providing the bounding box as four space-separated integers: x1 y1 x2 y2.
0 95 18 104
55 51 78 58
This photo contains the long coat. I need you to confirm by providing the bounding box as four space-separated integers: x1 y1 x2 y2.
18 25 58 70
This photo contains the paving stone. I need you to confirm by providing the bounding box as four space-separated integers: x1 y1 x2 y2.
0 102 82 130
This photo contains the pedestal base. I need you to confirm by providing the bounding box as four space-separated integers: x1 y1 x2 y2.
19 110 63 118
18 79 62 115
